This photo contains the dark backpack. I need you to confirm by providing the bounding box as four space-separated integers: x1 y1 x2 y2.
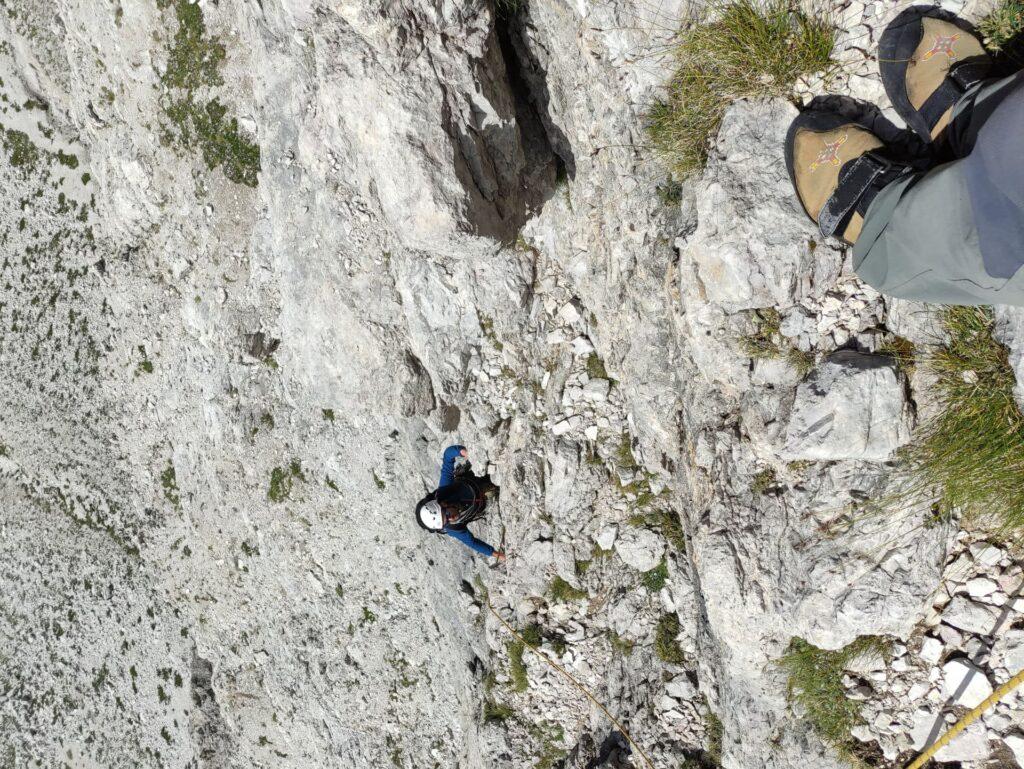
414 477 488 532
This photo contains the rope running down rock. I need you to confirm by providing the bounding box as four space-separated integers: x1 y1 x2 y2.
485 596 657 769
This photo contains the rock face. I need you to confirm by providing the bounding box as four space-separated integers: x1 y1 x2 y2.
678 98 841 314
1 0 1017 768
782 350 913 462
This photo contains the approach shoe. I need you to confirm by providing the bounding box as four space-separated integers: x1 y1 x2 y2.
878 5 991 143
786 110 913 244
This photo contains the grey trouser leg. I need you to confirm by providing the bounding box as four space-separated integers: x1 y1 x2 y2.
853 72 1024 306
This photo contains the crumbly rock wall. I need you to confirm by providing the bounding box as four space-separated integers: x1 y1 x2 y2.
1 0 1022 768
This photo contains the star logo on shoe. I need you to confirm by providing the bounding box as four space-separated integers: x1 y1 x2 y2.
809 134 847 172
922 33 960 61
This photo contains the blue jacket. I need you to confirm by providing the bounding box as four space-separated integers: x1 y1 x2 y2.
438 445 495 557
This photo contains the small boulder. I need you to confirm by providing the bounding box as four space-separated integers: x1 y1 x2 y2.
571 336 595 356
943 596 1000 636
582 378 610 402
666 675 697 701
552 416 582 436
933 719 991 762
910 708 937 750
920 636 944 665
908 682 931 702
942 658 994 708
614 526 665 572
781 350 912 461
1003 732 1024 767
965 577 999 599
992 629 1024 674
595 526 617 552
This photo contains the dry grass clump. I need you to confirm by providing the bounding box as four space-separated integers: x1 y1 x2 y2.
654 613 687 665
979 0 1024 52
779 636 888 757
895 306 1024 532
738 308 816 375
647 0 836 176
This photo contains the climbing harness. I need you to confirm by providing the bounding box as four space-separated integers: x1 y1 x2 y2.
485 596 657 769
904 665 1024 769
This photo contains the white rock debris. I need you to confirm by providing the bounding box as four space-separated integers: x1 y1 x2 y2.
842 536 1024 766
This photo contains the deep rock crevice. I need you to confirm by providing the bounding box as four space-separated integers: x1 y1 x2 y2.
451 1 575 241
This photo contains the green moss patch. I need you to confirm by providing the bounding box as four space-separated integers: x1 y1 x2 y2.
157 0 260 186
161 461 180 508
547 576 586 603
1 127 40 168
268 460 304 502
641 559 669 591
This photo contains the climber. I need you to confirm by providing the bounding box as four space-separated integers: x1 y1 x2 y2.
415 445 506 561
786 5 1024 306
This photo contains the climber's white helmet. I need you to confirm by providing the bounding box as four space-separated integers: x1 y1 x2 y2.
418 499 444 531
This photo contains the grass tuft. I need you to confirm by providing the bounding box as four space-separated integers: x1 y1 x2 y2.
778 636 888 755
785 347 816 377
738 308 782 358
647 0 836 177
979 0 1024 52
751 468 777 495
268 460 304 503
656 178 684 206
879 334 916 374
586 353 609 380
161 461 181 508
507 623 543 692
608 630 635 656
508 641 528 691
548 576 587 603
654 613 687 665
483 699 515 723
705 708 724 764
895 307 1024 531
739 308 814 375
641 559 669 592
615 433 639 471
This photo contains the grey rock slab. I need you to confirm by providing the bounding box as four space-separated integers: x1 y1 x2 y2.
677 99 844 313
613 526 665 572
781 350 913 461
933 719 991 762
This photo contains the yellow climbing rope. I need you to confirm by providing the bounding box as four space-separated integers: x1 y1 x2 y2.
485 596 658 769
905 666 1024 769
